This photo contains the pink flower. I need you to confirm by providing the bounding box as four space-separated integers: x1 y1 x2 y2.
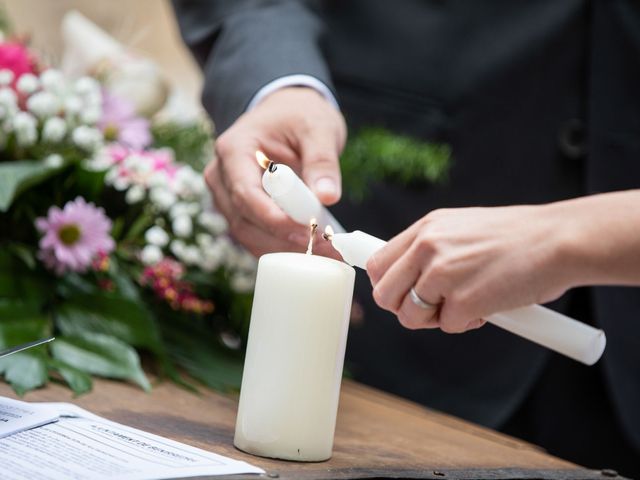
99 90 151 150
140 258 214 314
0 42 37 83
104 146 178 188
105 144 130 165
35 197 115 275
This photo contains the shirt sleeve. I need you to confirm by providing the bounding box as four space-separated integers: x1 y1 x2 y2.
246 74 340 111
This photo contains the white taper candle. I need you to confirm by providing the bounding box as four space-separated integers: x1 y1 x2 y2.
329 230 606 366
257 152 344 233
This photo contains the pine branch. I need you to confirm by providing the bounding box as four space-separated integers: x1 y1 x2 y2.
151 120 213 171
341 128 452 201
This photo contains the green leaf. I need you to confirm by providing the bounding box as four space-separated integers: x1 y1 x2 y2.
157 355 199 394
55 293 162 353
0 352 48 396
0 159 68 212
109 258 142 301
48 359 92 395
123 210 154 242
0 301 49 349
0 299 52 395
7 243 36 270
50 333 150 391
161 319 243 392
74 167 106 200
151 120 212 170
340 127 452 201
56 273 98 298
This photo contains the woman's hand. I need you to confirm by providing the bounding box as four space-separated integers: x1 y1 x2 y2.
366 204 576 333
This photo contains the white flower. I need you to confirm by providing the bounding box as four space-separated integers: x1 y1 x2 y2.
201 257 221 272
83 91 103 109
74 76 101 97
174 166 205 197
201 241 224 272
80 106 102 125
220 332 242 350
172 215 193 238
27 91 60 119
16 73 39 95
124 154 152 175
236 251 258 271
112 176 131 191
42 117 67 143
28 91 60 119
0 69 14 86
169 202 199 219
0 88 17 110
147 170 171 189
198 211 228 234
13 112 37 146
40 69 65 93
149 187 176 211
170 239 186 258
231 273 256 293
181 245 201 265
215 236 233 253
145 226 170 247
125 184 145 204
85 149 115 171
44 154 64 168
72 125 103 150
140 244 163 265
196 233 213 247
64 96 83 116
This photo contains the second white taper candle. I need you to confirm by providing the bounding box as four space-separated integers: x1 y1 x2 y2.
329 230 606 366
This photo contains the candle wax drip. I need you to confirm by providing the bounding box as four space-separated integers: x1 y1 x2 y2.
306 222 318 255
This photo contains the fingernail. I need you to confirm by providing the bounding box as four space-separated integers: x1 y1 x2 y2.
315 177 337 197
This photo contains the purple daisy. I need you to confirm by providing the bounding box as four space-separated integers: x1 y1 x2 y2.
99 90 151 150
35 197 115 275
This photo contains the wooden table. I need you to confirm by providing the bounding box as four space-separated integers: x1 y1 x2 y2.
0 379 622 480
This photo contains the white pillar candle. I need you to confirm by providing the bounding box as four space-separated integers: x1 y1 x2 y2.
256 151 345 233
329 230 606 366
234 252 355 461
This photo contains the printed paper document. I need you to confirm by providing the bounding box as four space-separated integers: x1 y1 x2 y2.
0 396 264 480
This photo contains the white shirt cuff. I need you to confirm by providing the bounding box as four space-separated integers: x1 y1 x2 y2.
246 74 339 111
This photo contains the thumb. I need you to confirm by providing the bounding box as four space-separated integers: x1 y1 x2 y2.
300 131 342 206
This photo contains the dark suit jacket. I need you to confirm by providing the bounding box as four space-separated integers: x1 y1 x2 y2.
173 0 640 450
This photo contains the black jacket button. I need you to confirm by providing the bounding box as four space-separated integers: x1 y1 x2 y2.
558 118 586 159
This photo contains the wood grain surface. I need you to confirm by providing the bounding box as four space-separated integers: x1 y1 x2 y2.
0 378 620 480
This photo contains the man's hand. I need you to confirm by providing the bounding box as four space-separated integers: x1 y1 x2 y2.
207 87 347 256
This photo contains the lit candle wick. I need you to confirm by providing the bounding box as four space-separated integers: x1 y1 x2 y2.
255 150 271 169
322 225 334 242
306 219 318 255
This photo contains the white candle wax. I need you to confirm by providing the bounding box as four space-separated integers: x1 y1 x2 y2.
261 163 345 233
234 252 355 461
330 230 606 366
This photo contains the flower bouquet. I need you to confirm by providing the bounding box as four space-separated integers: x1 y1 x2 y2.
0 36 256 395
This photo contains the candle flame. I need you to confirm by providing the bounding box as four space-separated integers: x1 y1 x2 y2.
306 218 318 255
255 151 271 170
322 225 334 242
